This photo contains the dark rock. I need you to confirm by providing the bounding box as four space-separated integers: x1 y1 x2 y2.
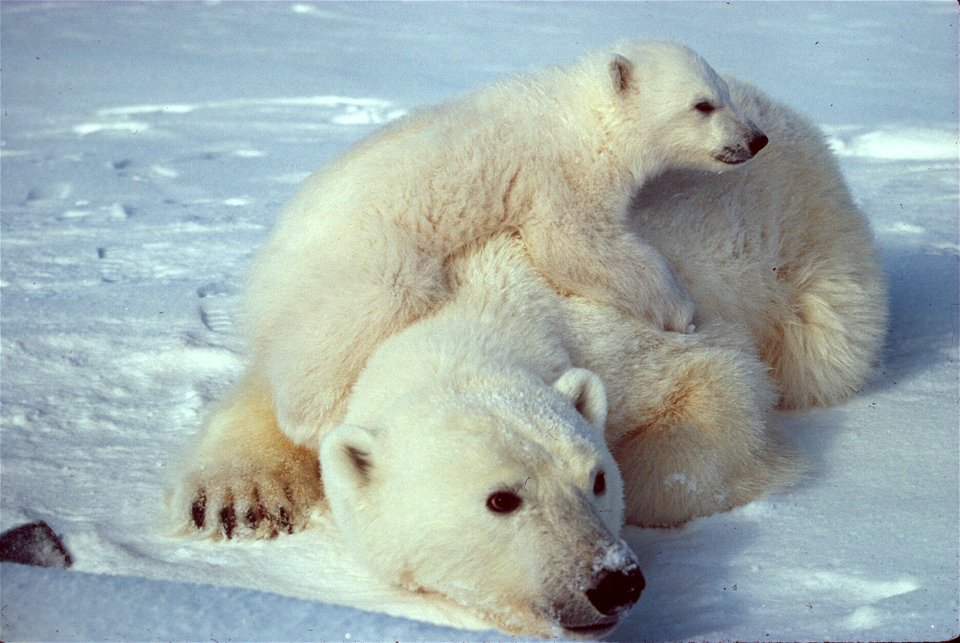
0 520 73 568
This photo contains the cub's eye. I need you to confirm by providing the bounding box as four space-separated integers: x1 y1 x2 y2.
694 101 716 114
593 471 607 496
486 491 522 514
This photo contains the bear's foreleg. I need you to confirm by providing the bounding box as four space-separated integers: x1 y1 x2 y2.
253 236 451 445
522 216 695 333
170 369 323 539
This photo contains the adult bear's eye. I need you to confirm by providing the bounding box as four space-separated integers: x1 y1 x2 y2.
694 101 716 114
486 491 522 514
593 470 606 496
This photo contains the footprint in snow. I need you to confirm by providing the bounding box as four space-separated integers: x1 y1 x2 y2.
197 281 239 334
97 246 148 284
97 244 185 283
22 182 74 206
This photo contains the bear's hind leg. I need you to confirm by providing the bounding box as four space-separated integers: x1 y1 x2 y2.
763 258 886 409
169 368 322 539
606 324 800 527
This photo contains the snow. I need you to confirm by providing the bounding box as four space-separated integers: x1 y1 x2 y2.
1 1 957 641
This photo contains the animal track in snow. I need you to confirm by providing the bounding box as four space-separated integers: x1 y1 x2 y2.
97 243 191 284
97 246 148 284
197 282 240 334
22 182 74 205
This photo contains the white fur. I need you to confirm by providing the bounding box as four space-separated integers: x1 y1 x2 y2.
243 41 767 445
170 60 885 637
628 77 887 410
320 237 638 635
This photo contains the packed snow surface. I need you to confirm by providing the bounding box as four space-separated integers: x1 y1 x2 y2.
1 2 958 641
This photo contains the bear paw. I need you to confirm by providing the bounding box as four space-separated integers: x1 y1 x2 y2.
653 289 696 334
629 256 696 334
174 457 322 540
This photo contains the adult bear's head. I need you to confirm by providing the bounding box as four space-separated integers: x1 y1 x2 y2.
320 367 642 637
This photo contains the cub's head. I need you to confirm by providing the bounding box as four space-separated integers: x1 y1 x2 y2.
590 40 767 176
320 368 642 637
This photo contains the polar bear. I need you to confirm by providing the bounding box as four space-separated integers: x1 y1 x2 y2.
319 238 646 636
171 71 885 636
245 40 768 445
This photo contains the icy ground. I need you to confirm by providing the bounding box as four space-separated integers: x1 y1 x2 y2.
1 2 958 641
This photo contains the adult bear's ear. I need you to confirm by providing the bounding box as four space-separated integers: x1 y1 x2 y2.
320 424 381 492
554 368 608 429
608 54 635 95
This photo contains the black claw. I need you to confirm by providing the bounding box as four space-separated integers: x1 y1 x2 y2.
219 506 236 539
245 488 264 529
278 506 293 534
191 492 207 530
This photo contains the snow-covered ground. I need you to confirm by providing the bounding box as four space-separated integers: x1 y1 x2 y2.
1 2 957 641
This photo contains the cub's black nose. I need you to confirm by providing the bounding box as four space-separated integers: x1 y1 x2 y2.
749 132 769 156
585 567 646 616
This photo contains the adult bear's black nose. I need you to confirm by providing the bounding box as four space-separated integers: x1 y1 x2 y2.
585 567 646 616
749 132 769 156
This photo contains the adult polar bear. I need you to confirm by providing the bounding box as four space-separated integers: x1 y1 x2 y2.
245 40 768 445
172 47 885 637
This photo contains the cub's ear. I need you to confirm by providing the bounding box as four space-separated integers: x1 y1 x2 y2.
608 54 635 95
554 368 608 429
319 424 381 493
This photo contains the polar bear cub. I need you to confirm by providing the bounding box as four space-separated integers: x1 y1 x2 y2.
245 40 768 444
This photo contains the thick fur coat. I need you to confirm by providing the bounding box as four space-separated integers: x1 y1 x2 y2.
171 49 885 638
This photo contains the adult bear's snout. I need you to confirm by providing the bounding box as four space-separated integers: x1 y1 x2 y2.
749 131 769 156
585 566 646 616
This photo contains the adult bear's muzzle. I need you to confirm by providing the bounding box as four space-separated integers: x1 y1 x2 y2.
585 566 646 616
551 537 645 637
